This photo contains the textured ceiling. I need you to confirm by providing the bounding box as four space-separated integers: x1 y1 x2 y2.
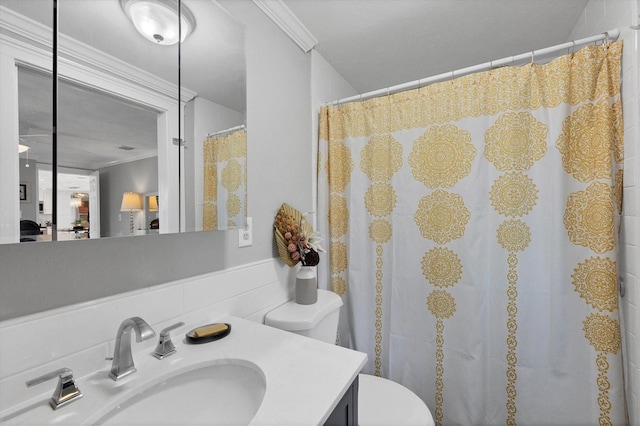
18 66 158 172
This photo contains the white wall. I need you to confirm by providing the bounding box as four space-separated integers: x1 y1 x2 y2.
570 1 640 424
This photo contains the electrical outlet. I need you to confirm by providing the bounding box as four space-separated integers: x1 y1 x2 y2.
238 217 253 247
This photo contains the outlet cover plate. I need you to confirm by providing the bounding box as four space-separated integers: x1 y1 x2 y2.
238 217 253 247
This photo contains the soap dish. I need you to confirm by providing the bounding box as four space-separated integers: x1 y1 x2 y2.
185 323 231 344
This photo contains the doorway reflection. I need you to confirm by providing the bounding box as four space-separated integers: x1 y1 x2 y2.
37 169 96 241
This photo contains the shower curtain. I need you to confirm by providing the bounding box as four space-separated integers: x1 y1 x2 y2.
203 128 247 230
317 42 625 425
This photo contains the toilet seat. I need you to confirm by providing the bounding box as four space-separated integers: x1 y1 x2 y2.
358 374 435 426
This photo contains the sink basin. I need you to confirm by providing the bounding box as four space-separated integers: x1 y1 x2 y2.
1 315 367 426
93 362 266 425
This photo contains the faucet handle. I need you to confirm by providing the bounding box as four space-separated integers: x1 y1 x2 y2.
159 321 185 337
26 368 83 410
153 321 185 360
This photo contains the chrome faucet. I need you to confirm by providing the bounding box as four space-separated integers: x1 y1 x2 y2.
109 316 155 381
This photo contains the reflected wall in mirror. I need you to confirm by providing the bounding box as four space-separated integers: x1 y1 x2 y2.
181 0 246 232
0 0 246 245
201 126 247 231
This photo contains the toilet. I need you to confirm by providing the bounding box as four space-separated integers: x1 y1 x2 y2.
265 289 435 426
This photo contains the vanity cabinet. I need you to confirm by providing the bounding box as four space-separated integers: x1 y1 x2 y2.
325 375 359 426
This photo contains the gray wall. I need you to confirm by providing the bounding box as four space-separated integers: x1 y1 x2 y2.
99 157 158 238
0 1 313 320
18 158 38 222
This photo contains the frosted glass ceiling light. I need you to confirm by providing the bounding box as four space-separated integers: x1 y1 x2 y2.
120 0 195 46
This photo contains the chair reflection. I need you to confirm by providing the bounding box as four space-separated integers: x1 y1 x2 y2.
19 220 42 242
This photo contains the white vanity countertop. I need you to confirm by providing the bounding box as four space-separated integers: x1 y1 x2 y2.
0 313 367 426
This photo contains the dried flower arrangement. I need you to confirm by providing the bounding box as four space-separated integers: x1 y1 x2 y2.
274 203 324 267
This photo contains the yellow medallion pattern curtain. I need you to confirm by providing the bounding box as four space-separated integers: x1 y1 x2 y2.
317 42 625 425
203 128 247 230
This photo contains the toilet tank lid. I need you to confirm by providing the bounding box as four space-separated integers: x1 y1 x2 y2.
265 289 343 331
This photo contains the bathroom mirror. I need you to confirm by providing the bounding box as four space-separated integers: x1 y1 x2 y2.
0 0 246 244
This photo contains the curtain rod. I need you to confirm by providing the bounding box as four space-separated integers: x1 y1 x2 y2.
327 28 619 106
207 124 246 138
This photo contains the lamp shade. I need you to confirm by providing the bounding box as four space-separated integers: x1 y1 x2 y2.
148 195 159 212
121 192 142 212
120 0 195 46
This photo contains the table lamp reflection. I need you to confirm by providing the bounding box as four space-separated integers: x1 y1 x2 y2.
120 192 142 235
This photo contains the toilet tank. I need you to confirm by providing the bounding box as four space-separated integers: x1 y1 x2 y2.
264 290 343 344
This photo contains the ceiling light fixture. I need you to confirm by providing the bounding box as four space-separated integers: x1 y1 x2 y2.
70 193 84 208
120 0 196 46
20 144 31 167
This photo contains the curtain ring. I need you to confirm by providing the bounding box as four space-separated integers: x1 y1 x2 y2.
450 70 455 85
530 51 535 66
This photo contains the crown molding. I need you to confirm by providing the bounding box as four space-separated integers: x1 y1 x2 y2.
253 0 317 53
